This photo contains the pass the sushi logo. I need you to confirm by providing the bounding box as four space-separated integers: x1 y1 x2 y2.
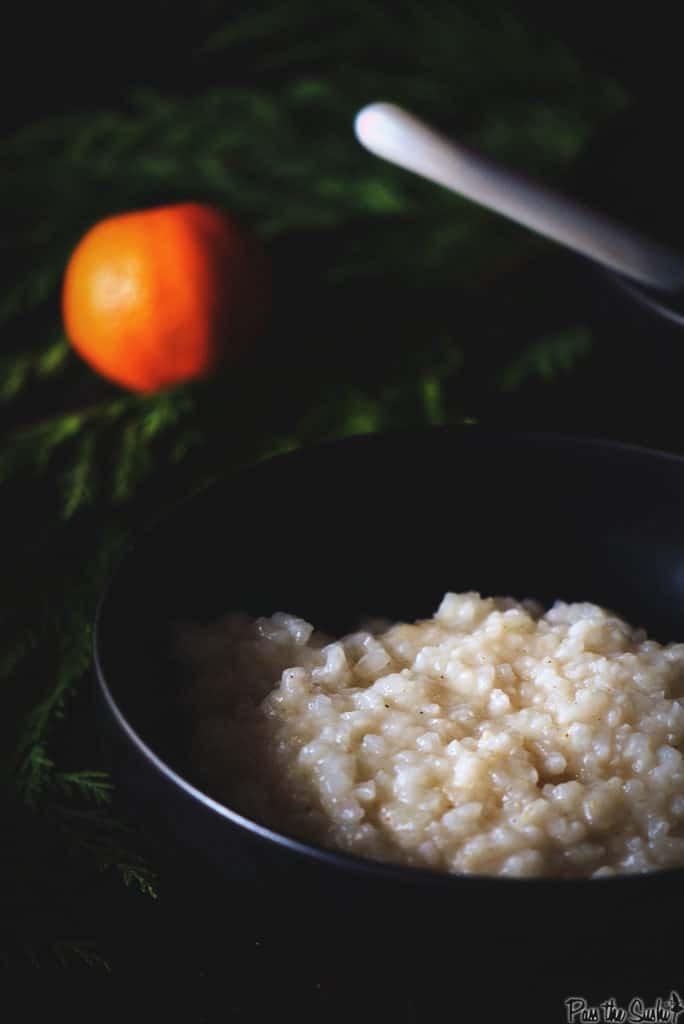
564 991 684 1023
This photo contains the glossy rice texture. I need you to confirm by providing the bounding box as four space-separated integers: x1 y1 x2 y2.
179 593 684 877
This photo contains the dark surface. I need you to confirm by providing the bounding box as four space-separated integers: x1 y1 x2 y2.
94 429 684 1020
20 856 684 1023
479 258 684 452
7 4 684 1017
18 857 682 1023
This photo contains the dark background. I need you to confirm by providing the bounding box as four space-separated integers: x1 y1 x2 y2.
3 2 684 1020
2 3 681 120
5 1 684 445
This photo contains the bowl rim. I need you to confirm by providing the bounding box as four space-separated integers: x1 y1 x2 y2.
94 425 684 889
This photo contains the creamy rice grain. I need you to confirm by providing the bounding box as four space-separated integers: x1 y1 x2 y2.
178 594 684 878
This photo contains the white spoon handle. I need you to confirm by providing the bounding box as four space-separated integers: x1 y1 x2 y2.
355 102 684 293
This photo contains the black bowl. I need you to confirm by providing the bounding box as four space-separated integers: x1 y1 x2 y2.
94 427 684 953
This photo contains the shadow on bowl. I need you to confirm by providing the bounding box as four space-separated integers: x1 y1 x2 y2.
94 427 684 952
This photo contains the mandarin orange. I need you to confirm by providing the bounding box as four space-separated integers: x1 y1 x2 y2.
62 203 269 393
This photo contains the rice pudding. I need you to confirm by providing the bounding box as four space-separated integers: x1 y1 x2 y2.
178 592 684 878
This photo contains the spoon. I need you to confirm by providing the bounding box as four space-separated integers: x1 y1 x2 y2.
354 102 684 294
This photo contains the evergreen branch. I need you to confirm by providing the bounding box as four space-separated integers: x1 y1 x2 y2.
4 395 135 447
51 941 112 972
498 325 593 391
2 389 198 514
116 863 159 901
0 339 70 404
61 433 97 518
0 396 135 510
0 939 111 973
14 623 93 794
0 933 112 973
53 804 158 899
16 757 114 812
16 745 54 810
112 420 150 502
0 626 37 681
53 771 114 807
